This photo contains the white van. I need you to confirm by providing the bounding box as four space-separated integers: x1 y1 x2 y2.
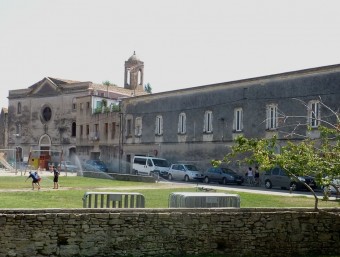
132 156 170 177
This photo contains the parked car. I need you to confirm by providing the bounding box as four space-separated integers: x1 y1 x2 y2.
168 164 204 182
203 167 244 185
58 161 79 172
263 167 317 191
83 160 108 172
132 156 170 177
322 177 340 195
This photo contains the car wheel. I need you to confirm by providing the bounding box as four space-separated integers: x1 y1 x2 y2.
204 177 209 184
290 182 297 191
168 174 173 180
184 175 189 182
265 180 272 189
222 178 227 185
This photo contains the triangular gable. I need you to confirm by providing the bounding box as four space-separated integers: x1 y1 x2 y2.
29 77 60 96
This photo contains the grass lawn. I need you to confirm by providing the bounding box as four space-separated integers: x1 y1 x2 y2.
0 176 338 209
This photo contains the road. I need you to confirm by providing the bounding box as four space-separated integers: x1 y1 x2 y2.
157 177 338 200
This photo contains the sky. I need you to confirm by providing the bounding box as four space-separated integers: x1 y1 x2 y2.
1 0 340 107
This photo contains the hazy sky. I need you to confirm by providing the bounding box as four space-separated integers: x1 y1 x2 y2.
1 0 339 107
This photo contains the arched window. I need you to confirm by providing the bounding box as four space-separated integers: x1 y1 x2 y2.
178 113 186 134
72 122 76 137
138 70 142 85
127 69 131 85
155 115 163 135
17 102 21 114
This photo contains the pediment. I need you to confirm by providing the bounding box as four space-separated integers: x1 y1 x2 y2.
29 78 60 96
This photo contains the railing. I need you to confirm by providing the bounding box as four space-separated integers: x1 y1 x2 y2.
168 192 240 208
82 192 145 208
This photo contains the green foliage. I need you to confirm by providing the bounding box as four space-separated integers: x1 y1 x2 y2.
101 99 107 107
94 106 102 114
102 80 118 87
144 83 152 93
215 120 340 209
111 104 120 112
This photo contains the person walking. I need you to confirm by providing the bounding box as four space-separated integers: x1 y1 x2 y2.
247 167 254 186
254 166 260 186
25 171 41 190
53 165 60 189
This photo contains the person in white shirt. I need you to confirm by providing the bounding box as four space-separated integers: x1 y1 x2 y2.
247 167 254 186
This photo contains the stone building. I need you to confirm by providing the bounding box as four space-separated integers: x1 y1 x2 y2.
2 54 339 173
0 108 8 149
119 64 340 173
4 52 146 170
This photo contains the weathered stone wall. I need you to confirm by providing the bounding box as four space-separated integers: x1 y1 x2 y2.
0 208 339 257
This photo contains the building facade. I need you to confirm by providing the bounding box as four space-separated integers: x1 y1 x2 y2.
2 54 339 173
120 64 340 172
4 52 146 170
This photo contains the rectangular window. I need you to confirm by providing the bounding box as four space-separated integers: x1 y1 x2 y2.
308 101 320 128
80 125 83 136
135 117 142 136
111 122 116 139
233 108 243 132
178 113 186 134
127 119 132 136
86 125 90 135
155 115 163 135
266 104 278 130
104 123 108 139
204 111 213 133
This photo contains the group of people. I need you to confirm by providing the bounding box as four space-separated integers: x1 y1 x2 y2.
245 166 260 186
25 165 60 190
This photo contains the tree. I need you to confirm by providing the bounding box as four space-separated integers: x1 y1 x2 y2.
144 83 152 93
102 81 117 87
212 99 340 210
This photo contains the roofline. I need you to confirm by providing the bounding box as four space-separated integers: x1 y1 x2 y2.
127 63 340 100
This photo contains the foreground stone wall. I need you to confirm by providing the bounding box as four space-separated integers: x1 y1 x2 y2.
0 208 339 257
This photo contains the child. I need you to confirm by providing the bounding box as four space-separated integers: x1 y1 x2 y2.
25 171 41 190
53 166 60 189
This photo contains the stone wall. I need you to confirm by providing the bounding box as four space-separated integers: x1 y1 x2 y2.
82 171 156 183
0 208 339 257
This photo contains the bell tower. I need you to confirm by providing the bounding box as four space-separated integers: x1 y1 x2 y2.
124 51 144 91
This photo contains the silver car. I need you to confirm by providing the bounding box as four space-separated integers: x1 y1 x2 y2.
168 164 204 182
263 167 316 191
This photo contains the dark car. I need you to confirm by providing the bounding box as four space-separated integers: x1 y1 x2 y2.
83 160 108 172
203 167 244 185
263 167 316 191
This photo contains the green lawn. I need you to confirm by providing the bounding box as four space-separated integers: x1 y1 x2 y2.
0 176 338 209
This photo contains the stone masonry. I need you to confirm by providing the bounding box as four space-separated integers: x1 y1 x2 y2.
0 208 339 257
